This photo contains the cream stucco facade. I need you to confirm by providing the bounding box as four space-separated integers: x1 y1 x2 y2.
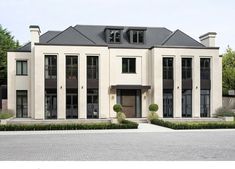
7 25 222 120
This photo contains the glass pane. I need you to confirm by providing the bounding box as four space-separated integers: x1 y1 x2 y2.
122 58 128 73
129 58 136 73
22 61 27 75
66 57 71 65
115 31 120 43
133 31 137 43
139 31 144 43
16 61 21 75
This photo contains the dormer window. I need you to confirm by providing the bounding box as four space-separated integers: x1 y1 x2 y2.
128 27 146 44
105 26 124 44
133 30 144 44
109 30 121 43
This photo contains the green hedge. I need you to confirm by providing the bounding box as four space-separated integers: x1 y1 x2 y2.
151 119 235 130
0 120 138 131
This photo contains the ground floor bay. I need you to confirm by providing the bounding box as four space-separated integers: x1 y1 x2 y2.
15 87 211 119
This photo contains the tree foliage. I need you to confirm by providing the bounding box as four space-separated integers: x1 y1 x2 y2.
0 25 20 85
222 47 235 93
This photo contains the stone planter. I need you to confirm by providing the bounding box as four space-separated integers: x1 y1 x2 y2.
111 118 118 124
222 116 234 122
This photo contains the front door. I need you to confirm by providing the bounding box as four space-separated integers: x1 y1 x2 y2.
117 89 141 118
66 94 78 119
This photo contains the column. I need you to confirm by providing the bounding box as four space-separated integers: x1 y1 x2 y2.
173 55 182 118
57 53 66 119
192 56 200 118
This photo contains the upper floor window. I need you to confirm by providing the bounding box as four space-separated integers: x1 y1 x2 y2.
182 58 192 80
87 56 98 79
109 30 121 43
132 30 144 44
45 55 57 79
122 58 136 73
163 58 173 79
16 60 27 75
66 56 78 80
200 58 210 80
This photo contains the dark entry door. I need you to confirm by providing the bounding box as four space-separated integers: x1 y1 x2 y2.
163 90 173 117
117 89 141 118
66 94 78 119
182 90 192 117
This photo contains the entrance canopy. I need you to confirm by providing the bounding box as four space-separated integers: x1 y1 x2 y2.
110 85 151 90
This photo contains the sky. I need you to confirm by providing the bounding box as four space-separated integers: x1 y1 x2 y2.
1 0 235 54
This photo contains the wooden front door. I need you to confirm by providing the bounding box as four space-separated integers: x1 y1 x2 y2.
120 90 136 118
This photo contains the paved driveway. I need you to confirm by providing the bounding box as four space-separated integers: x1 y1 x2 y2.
0 130 235 161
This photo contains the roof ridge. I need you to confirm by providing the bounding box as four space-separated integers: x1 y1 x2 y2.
175 29 205 47
75 24 170 29
161 30 178 45
72 26 96 44
46 26 73 43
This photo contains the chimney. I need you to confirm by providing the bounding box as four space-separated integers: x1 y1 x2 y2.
199 32 217 47
29 25 40 50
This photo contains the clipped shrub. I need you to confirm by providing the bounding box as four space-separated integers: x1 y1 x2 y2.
0 109 14 119
113 104 122 113
117 112 126 123
147 112 159 121
214 107 235 117
149 104 159 112
0 121 138 131
151 119 235 130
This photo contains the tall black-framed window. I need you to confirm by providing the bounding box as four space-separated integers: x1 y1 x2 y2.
200 58 210 80
163 58 173 79
132 30 144 44
66 89 78 119
16 90 28 118
163 89 173 118
87 56 98 79
122 58 136 73
45 55 57 79
66 56 78 80
182 90 192 117
182 58 192 79
45 89 57 119
200 90 210 117
87 89 99 119
16 60 27 75
109 30 121 43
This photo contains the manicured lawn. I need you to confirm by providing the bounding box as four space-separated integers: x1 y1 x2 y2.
151 119 235 129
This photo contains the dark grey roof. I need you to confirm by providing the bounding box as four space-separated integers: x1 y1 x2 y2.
161 29 204 47
17 31 60 51
15 25 207 52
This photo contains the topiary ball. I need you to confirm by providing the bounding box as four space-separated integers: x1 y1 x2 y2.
113 104 122 113
149 104 159 112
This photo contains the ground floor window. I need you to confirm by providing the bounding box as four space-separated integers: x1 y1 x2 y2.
117 89 141 118
200 90 210 117
163 89 173 118
45 89 57 119
66 89 78 119
87 89 99 118
182 90 192 117
16 90 28 118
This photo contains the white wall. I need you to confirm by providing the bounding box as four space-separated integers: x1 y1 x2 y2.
7 52 31 117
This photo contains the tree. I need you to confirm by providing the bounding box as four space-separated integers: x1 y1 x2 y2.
222 46 235 94
0 25 20 85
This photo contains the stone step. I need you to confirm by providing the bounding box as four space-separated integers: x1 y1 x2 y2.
127 118 148 124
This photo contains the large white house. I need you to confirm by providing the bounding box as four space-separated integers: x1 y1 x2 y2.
7 25 222 120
